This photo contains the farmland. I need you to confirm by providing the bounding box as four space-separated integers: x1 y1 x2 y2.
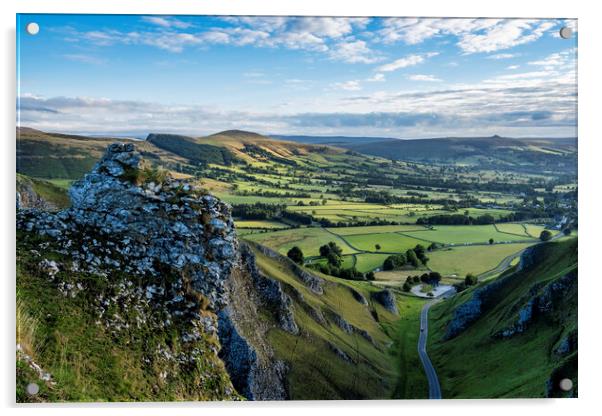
426 243 534 277
18 127 575 285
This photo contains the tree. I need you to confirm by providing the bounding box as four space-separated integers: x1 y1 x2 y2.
383 253 406 270
563 227 572 236
406 249 419 267
287 246 304 265
402 282 412 292
465 273 478 286
375 244 381 251
428 271 442 287
326 252 342 267
366 271 375 281
489 238 494 245
540 230 553 241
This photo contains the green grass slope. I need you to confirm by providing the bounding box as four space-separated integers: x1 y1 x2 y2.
146 133 236 166
17 174 70 210
246 242 428 399
16 231 238 402
428 238 577 398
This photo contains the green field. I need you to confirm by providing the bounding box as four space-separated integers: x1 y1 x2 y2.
343 233 427 253
235 220 289 229
495 223 530 237
402 225 535 245
327 225 429 236
354 253 391 272
427 243 534 277
243 227 357 257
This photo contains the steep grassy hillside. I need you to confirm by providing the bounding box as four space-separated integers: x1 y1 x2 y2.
16 128 189 179
428 238 577 398
246 242 428 399
147 133 235 166
16 174 70 210
16 232 238 402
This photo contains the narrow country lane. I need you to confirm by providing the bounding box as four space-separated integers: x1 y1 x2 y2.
418 299 442 399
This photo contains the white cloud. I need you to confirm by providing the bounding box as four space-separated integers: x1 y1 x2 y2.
61 17 379 63
408 74 442 82
458 20 556 54
328 40 381 64
527 49 575 70
366 73 385 82
141 16 192 29
486 53 518 59
507 65 520 70
376 52 438 72
378 18 558 54
331 80 362 91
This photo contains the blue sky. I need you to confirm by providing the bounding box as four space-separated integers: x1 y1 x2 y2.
17 14 577 138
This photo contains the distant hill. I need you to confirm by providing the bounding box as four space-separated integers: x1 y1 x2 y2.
270 134 395 146
147 133 236 166
16 127 345 180
341 135 577 173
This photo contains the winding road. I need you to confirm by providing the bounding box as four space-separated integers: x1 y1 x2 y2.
418 298 442 399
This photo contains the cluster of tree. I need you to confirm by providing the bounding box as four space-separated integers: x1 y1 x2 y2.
315 218 407 228
362 190 475 207
236 189 311 198
308 263 375 281
402 272 442 292
232 202 283 220
453 273 479 292
319 241 344 267
303 241 375 281
281 210 313 225
383 244 429 270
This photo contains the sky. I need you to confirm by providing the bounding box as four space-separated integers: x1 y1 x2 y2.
17 14 577 138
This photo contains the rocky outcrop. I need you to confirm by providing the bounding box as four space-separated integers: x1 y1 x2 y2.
496 271 577 339
18 143 238 309
16 143 294 401
444 246 538 339
249 242 324 294
350 288 368 305
371 290 398 314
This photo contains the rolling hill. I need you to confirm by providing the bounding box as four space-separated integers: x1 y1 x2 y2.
341 135 577 173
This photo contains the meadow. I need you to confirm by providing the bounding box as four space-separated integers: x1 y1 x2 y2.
426 242 534 277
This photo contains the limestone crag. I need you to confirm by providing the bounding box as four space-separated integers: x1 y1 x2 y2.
16 143 299 400
18 143 237 309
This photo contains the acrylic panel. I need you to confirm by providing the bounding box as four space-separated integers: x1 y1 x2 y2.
16 14 577 402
